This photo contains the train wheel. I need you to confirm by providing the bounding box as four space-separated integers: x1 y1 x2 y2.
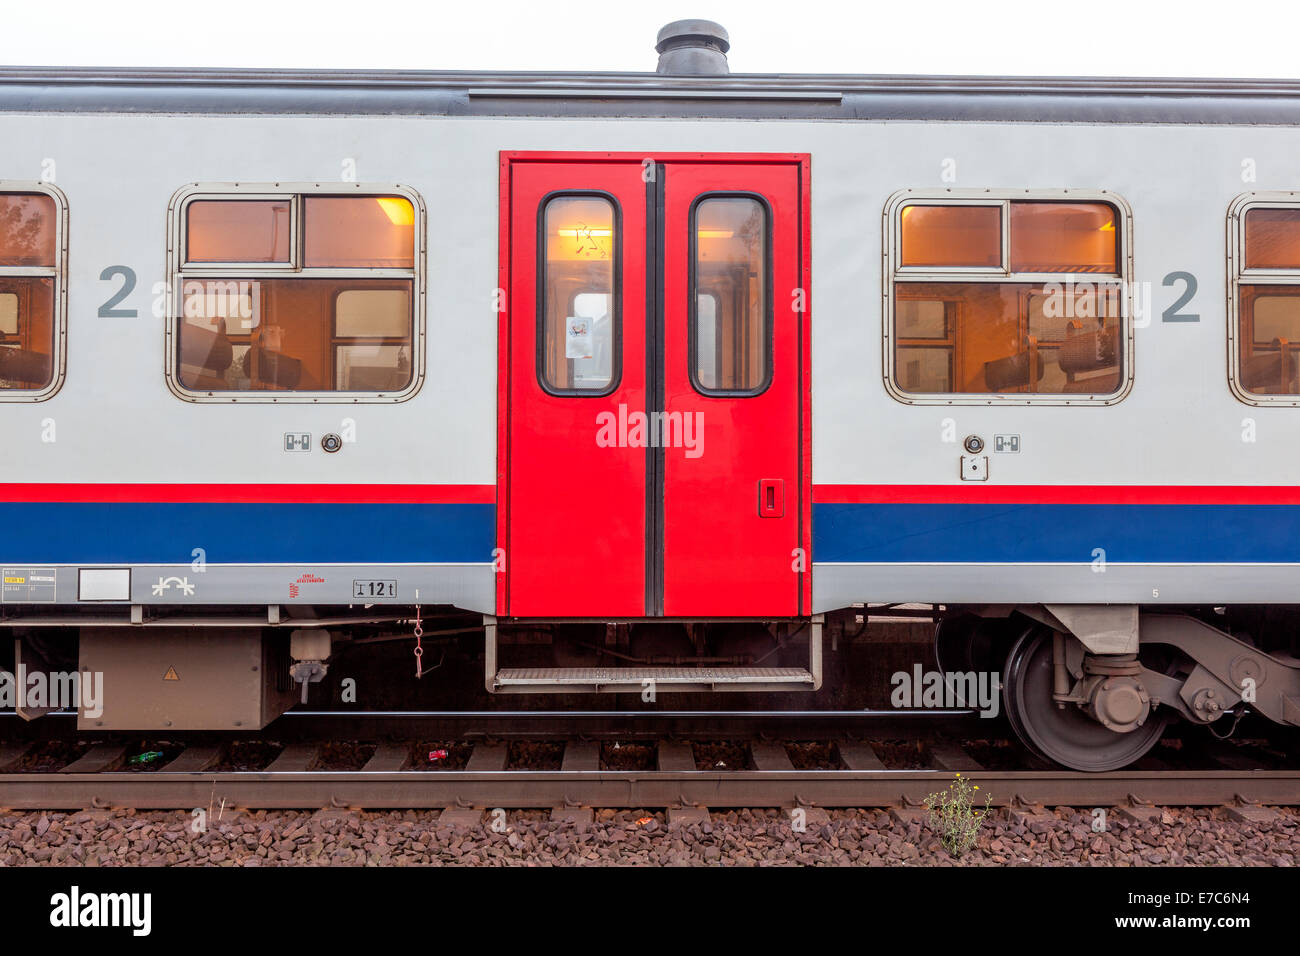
1002 626 1167 772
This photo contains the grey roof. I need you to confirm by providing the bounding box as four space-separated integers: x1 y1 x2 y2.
0 67 1298 124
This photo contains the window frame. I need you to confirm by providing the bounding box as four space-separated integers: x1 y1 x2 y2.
181 195 296 269
896 200 1008 275
1227 191 1300 406
534 189 623 398
882 188 1134 406
165 182 426 404
688 190 774 398
0 181 68 403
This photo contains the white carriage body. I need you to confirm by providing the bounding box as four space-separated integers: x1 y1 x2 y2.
1 73 1299 617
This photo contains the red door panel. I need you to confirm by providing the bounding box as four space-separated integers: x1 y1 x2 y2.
503 161 647 617
500 153 808 619
661 162 803 617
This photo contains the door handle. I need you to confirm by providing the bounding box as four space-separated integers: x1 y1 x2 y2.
758 479 784 518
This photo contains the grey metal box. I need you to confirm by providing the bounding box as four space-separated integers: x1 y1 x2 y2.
77 628 295 731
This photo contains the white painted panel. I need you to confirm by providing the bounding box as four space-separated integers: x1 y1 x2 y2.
78 568 131 601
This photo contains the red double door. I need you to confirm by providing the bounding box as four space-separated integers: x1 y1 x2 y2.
499 153 809 619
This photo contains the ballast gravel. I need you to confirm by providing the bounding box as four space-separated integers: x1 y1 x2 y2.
0 806 1295 866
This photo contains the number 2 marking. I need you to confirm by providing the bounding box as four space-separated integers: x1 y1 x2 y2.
1161 271 1199 323
98 265 138 318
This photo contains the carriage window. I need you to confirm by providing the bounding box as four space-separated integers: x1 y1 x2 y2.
540 195 617 393
900 205 1001 269
1010 202 1117 273
1243 208 1300 270
186 201 291 263
889 196 1125 399
336 289 409 337
304 197 415 268
895 299 955 391
0 294 17 334
1233 202 1300 398
1237 287 1300 395
0 191 61 396
174 190 419 397
691 196 769 394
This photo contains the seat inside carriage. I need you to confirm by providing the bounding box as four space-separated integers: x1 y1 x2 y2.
177 292 412 394
1240 343 1293 393
981 324 1121 394
0 342 51 387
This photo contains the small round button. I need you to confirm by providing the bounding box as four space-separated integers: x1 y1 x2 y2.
321 433 343 453
963 435 984 454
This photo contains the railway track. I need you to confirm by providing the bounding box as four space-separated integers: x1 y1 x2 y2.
0 709 981 746
1 735 1296 814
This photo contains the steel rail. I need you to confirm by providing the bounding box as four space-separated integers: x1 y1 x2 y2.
279 709 977 717
1 709 980 719
1 768 1297 811
269 709 980 739
0 709 982 744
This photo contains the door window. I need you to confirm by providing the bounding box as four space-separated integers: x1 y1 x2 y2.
539 195 619 394
690 195 770 395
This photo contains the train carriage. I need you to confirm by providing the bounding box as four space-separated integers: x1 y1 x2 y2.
3 20 1300 769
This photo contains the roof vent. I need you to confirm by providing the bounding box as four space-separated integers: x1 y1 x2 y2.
655 20 730 75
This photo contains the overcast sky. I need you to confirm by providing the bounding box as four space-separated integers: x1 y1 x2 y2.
5 0 1298 78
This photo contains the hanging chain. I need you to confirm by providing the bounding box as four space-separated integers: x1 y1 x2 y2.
413 604 424 678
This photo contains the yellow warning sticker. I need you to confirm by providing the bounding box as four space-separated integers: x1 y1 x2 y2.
163 666 179 681
4 577 25 584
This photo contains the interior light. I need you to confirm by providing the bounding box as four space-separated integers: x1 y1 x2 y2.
1099 219 1115 232
697 230 735 238
376 197 414 226
557 228 614 237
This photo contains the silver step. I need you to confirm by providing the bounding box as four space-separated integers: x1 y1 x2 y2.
484 617 823 694
495 666 815 693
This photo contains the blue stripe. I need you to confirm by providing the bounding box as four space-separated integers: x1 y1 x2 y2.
0 502 496 564
14 500 1288 567
813 502 1300 564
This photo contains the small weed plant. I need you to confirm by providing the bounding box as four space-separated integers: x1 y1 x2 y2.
924 772 991 857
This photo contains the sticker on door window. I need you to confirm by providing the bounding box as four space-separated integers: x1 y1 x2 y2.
566 316 593 359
